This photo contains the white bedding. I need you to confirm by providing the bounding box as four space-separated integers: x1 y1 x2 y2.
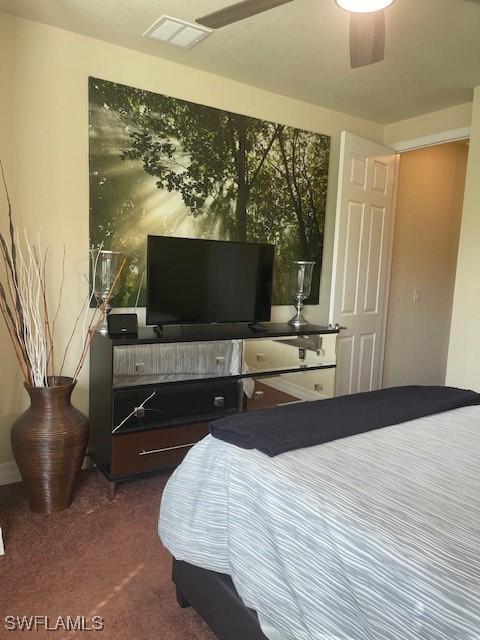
159 405 480 640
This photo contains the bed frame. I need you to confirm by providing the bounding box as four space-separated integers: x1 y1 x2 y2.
172 559 268 640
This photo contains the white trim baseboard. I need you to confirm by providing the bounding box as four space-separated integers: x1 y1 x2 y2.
390 127 471 153
0 461 21 486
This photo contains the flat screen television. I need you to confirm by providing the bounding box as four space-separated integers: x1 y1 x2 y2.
146 235 275 327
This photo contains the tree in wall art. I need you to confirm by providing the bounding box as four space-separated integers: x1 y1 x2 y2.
89 77 331 307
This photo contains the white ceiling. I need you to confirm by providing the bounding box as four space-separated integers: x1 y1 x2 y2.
2 0 480 124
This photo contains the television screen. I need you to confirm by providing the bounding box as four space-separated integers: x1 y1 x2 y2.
146 236 275 326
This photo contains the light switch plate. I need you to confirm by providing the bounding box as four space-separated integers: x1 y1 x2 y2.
413 289 422 303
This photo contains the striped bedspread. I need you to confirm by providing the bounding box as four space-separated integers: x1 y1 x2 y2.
159 405 480 640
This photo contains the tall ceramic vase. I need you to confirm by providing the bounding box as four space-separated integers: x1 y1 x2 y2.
11 377 88 514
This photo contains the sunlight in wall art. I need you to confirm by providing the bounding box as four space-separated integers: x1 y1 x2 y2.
88 77 331 307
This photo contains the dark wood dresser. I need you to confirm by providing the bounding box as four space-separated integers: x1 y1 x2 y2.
89 323 339 497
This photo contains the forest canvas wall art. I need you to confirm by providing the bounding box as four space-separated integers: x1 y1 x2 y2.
89 77 331 306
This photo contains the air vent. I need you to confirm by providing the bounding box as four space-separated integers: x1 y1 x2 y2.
143 16 212 49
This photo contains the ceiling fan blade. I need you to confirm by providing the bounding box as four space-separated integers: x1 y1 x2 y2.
349 10 385 68
197 0 293 29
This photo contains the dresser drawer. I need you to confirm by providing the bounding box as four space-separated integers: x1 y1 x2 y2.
113 339 242 386
111 422 209 476
242 378 303 411
244 334 336 374
113 379 240 433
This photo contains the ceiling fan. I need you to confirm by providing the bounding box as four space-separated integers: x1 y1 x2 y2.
196 0 480 69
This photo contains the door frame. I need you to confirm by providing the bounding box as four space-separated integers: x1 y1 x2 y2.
378 153 400 387
389 127 471 153
380 127 471 386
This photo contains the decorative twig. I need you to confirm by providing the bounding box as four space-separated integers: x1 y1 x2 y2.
0 164 125 387
51 245 65 336
58 291 94 379
83 243 103 346
0 232 29 369
73 258 126 381
134 270 145 310
0 161 24 338
34 242 55 385
17 231 48 387
0 280 30 383
47 244 65 385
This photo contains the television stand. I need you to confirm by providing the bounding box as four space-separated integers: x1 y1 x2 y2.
89 323 339 498
247 322 268 332
154 322 269 336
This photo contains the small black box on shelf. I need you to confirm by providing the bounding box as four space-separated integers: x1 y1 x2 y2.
107 313 138 337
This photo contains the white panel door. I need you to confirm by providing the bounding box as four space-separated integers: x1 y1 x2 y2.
329 132 397 396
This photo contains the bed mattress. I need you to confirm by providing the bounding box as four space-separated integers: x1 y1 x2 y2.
159 405 480 640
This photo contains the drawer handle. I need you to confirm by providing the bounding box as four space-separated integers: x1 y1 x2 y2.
216 356 225 365
139 442 197 456
253 390 264 400
214 396 225 407
112 390 156 434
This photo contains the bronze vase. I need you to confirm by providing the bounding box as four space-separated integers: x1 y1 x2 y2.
11 377 89 513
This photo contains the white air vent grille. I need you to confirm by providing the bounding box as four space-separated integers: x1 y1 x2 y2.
143 16 212 49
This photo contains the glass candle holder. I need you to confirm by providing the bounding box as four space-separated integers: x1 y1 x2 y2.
91 249 123 334
287 261 316 328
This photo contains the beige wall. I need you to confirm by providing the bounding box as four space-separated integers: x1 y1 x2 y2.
0 12 384 465
446 87 480 390
384 102 472 147
0 11 26 472
383 143 468 387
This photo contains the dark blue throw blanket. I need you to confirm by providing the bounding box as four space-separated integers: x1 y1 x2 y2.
210 385 480 457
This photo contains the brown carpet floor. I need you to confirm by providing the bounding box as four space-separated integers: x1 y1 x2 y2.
0 470 216 640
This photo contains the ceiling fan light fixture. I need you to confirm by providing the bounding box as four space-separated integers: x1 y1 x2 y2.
335 0 395 12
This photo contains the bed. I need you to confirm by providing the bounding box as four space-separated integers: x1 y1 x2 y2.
159 391 480 640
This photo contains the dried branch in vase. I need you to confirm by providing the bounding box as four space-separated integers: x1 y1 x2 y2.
0 161 125 388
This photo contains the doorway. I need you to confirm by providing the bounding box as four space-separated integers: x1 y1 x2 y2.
382 141 469 387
